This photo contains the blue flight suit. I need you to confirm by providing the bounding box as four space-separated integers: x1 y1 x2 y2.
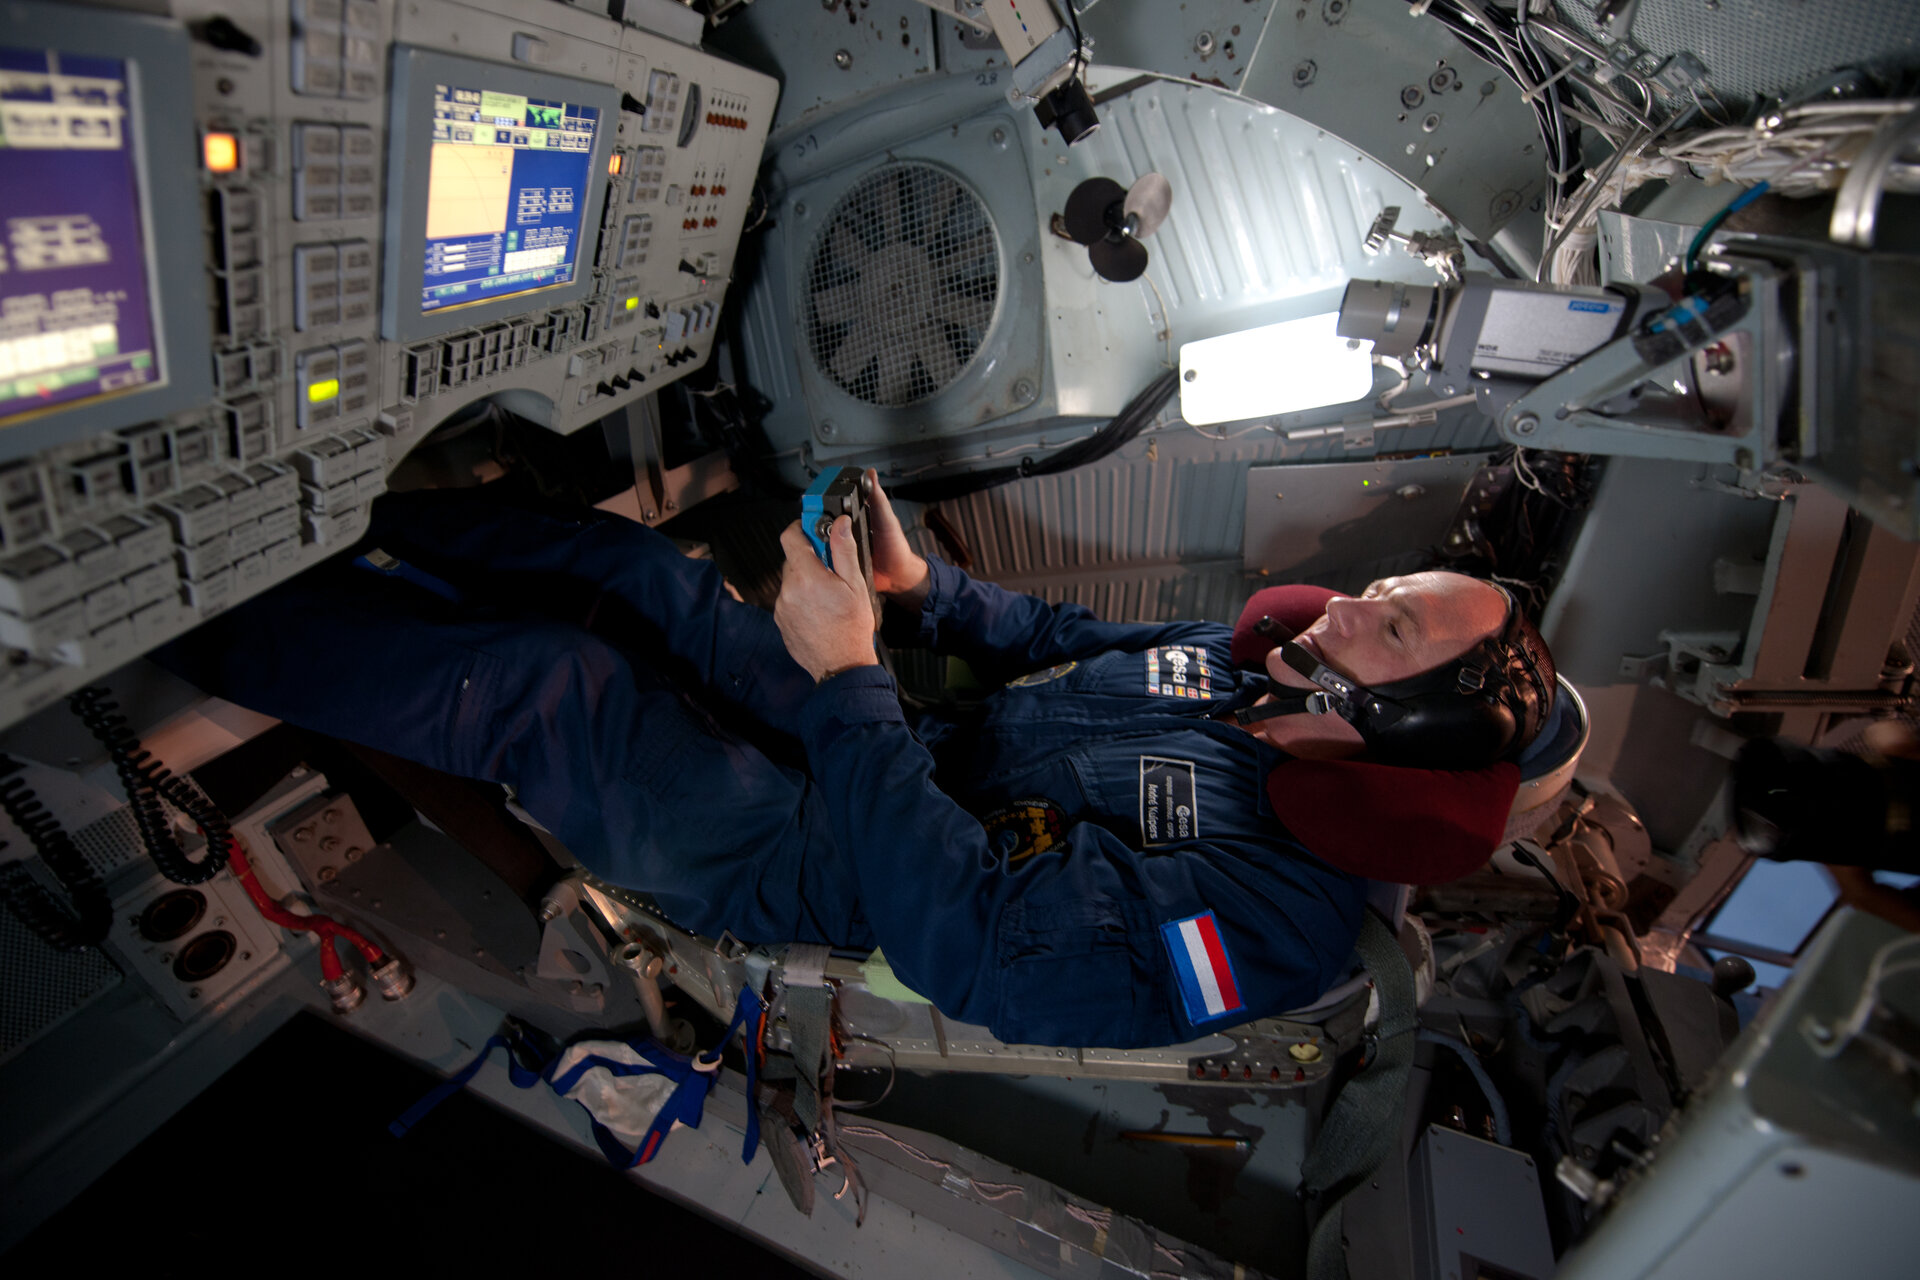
162 489 1364 1049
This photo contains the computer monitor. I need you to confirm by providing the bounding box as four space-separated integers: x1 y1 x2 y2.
383 47 619 342
0 2 210 464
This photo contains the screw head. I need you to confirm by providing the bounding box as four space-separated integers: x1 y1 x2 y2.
833 49 851 70
318 865 337 883
818 419 837 440
1293 59 1316 86
1183 368 1198 382
1401 84 1425 109
1012 378 1035 403
1513 412 1540 436
1194 31 1216 56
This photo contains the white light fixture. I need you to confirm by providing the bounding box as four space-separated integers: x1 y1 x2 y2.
1177 312 1374 427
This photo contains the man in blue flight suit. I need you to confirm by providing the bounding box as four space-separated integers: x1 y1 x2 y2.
164 474 1554 1049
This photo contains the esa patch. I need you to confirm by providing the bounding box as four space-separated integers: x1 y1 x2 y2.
1007 661 1077 688
1160 911 1244 1024
1146 645 1211 699
1138 756 1199 847
981 798 1071 864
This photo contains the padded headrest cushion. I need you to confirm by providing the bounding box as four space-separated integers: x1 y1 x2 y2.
1231 584 1338 668
1268 757 1521 884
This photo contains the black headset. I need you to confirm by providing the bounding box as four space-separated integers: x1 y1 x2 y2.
1235 585 1554 770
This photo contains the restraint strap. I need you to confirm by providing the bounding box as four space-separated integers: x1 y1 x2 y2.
1298 911 1418 1280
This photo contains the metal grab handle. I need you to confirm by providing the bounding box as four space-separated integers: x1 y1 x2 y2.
1830 104 1920 249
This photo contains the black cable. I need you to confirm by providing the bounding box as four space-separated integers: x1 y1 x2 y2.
68 687 232 885
0 755 112 949
889 366 1178 505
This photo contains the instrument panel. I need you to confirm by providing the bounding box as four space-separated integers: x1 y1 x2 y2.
0 0 776 731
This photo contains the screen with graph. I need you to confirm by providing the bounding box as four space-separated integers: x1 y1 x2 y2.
418 79 601 314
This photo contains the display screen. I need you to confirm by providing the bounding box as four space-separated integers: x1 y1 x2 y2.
0 48 160 423
420 81 600 314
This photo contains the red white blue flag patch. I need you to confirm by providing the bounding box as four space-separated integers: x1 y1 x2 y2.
1161 910 1244 1025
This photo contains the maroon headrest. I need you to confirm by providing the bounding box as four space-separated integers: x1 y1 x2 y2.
1268 758 1521 884
1231 584 1338 668
1232 583 1517 883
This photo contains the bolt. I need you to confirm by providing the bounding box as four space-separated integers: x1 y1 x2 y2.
1194 31 1215 56
189 987 202 999
793 200 807 216
818 419 837 440
1293 59 1316 86
990 127 1006 147
1012 378 1035 402
1401 85 1425 109
319 836 341 853
1184 368 1198 382
345 847 363 862
1022 250 1034 264
834 49 851 69
323 807 341 825
1423 113 1442 132
318 865 337 883
293 828 313 843
1430 67 1457 93
1513 412 1540 436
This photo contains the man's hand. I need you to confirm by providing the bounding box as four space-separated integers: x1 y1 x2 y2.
864 469 930 606
777 515 882 682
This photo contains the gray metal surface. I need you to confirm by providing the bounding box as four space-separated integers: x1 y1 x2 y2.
1407 1126 1555 1280
1558 909 1920 1279
1554 0 1920 106
1243 455 1480 584
1080 0 1548 248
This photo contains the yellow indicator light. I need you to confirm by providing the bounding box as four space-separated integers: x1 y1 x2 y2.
204 131 240 173
307 378 339 403
624 297 639 311
609 152 625 176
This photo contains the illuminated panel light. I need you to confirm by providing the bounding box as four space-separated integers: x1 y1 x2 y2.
609 151 624 176
1177 313 1373 427
308 378 339 403
204 131 240 172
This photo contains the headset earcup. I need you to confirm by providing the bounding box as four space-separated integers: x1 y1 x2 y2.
1357 691 1518 769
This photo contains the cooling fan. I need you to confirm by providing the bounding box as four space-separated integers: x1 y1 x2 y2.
804 163 1001 408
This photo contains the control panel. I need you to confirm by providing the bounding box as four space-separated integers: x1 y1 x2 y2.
0 0 776 731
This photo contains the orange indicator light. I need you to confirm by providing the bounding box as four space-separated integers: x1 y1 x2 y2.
609 152 625 176
204 131 240 173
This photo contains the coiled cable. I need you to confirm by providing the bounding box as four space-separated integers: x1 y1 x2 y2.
68 686 230 885
0 754 112 949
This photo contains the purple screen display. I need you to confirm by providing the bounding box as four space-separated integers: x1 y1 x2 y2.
0 48 162 425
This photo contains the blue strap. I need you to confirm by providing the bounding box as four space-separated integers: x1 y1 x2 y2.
387 1033 550 1137
389 984 769 1168
351 549 464 602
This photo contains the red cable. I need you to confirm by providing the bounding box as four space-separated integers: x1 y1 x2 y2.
223 837 388 974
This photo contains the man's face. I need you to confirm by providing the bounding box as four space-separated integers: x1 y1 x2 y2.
1268 571 1509 690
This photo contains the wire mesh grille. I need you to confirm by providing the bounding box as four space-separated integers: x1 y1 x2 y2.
70 805 154 878
804 162 1000 407
0 881 122 1061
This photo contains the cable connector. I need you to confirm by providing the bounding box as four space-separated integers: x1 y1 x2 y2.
371 955 416 1001
322 971 366 1015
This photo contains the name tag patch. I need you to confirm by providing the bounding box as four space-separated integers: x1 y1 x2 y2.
1146 645 1210 699
1161 911 1244 1024
1139 756 1199 846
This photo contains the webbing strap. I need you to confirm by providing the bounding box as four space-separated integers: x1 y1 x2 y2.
1299 912 1418 1280
389 984 766 1170
787 984 834 1135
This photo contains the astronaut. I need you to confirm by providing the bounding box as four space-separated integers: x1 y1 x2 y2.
163 474 1554 1048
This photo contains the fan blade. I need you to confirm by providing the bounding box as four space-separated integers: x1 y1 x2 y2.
911 325 961 387
811 280 863 326
1089 236 1149 283
1123 173 1172 240
941 230 995 266
831 322 881 385
1063 177 1126 245
931 288 993 334
879 173 904 245
830 222 871 275
875 339 915 404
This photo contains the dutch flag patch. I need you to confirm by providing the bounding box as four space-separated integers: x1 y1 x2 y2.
1161 911 1244 1025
